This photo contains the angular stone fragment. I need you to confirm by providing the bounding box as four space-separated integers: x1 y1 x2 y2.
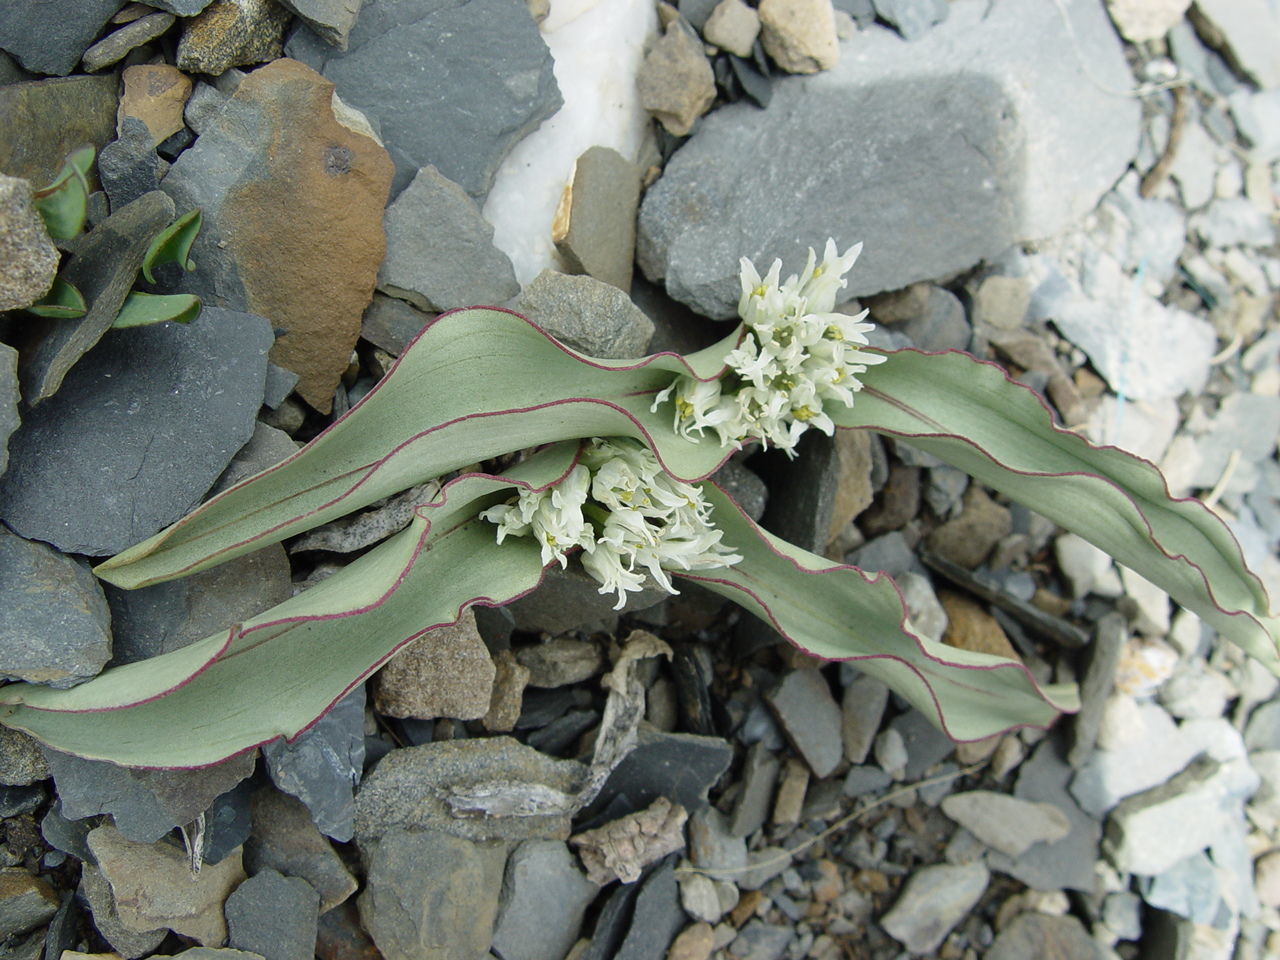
0 345 16 477
225 868 319 960
554 145 642 292
0 75 118 185
705 0 760 57
162 58 393 411
0 0 123 76
759 0 839 73
766 668 843 778
82 12 177 72
277 0 363 48
491 840 599 960
244 787 358 914
880 861 989 954
1191 0 1280 90
941 790 1071 857
177 0 291 75
373 611 496 720
78 864 168 959
119 63 192 144
0 869 58 938
98 117 163 211
0 173 58 313
637 18 716 137
511 270 654 358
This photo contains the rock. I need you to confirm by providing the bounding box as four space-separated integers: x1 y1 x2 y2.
755 430 840 555
1191 0 1280 90
0 306 272 556
510 270 655 358
840 673 888 765
668 922 715 960
88 822 246 946
879 861 989 955
1106 0 1189 42
483 649 530 734
890 707 956 779
1158 662 1235 720
177 0 291 75
263 687 365 842
82 12 177 72
554 145 642 292
286 0 562 198
985 912 1103 960
161 58 393 412
505 563 669 635
0 174 57 311
871 0 949 42
926 487 1012 569
360 294 433 356
276 0 361 48
613 858 683 960
0 870 58 939
225 868 319 960
149 0 217 12
1190 196 1276 248
679 873 723 924
0 728 47 786
587 726 732 820
490 840 598 960
1256 850 1280 909
1138 851 1227 926
898 286 969 351
971 274 1032 330
0 527 112 687
357 826 506 960
373 611 495 720
826 430 875 543
378 165 519 312
0 75 118 185
765 668 843 778
940 790 1070 858
939 591 1020 661
705 0 760 57
637 17 716 137
728 919 792 960
759 0 838 73
201 779 255 866
0 0 123 76
1067 613 1127 767
711 458 768 523
98 117 163 211
515 637 603 688
772 755 809 824
243 787 357 914
730 742 780 837
0 345 17 476
356 736 586 843
118 64 192 145
44 747 255 843
79 864 168 959
637 0 1139 318
897 571 947 645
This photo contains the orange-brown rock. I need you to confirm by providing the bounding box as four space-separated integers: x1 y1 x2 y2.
939 591 1021 661
118 64 192 145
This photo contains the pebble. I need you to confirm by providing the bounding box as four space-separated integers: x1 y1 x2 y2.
667 921 715 960
176 0 291 75
926 487 1012 570
373 611 495 720
81 12 176 72
766 668 843 778
704 0 760 57
679 872 724 924
512 270 654 358
728 918 793 960
636 16 716 137
772 757 810 826
730 742 780 838
985 912 1103 960
1254 850 1280 908
0 174 58 312
871 0 949 42
873 727 908 781
490 840 597 960
880 861 989 955
940 790 1071 858
1191 0 1280 90
225 868 319 960
243 787 357 914
840 673 889 765
118 63 192 145
758 0 838 73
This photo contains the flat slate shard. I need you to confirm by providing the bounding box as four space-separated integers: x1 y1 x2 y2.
0 75 118 185
285 0 562 198
637 0 1139 317
0 306 272 557
0 0 125 76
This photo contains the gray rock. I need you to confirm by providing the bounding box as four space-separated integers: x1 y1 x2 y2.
200 778 254 866
505 562 669 635
184 81 229 135
1191 0 1280 90
687 806 746 878
43 746 255 844
891 707 955 779
0 869 57 940
0 527 111 688
263 686 365 842
638 0 1139 317
899 286 969 351
0 174 57 312
1067 613 1127 767
81 12 176 72
729 742 780 838
636 17 716 137
490 839 597 960
147 0 216 12
555 145 642 292
985 913 1103 960
1246 700 1280 751
0 75 119 186
358 826 506 960
244 787 357 914
360 294 433 356
678 0 720 29
615 858 683 960
515 636 602 688
78 863 168 959
871 0 948 41
0 344 17 476
880 861 989 954
1138 851 1226 925
225 868 319 960
510 270 655 359
847 531 920 579
41 800 92 862
277 0 362 48
1190 197 1277 248
0 306 272 556
1228 88 1280 160
729 920 792 960
0 0 124 76
843 764 892 797
766 668 843 778
587 726 732 819
286 0 561 198
0 728 47 786
579 880 643 960
261 364 298 409
841 673 889 765
940 790 1071 858
355 736 587 844
372 610 495 720
98 117 162 212
210 421 298 492
377 165 519 311
755 429 840 555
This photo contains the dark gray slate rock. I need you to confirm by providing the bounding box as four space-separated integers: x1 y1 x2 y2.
0 344 18 476
555 145 642 292
225 868 319 960
510 270 655 358
286 0 562 198
1068 613 1127 767
360 293 433 356
0 74 119 186
358 826 507 960
490 839 597 960
81 12 176 72
729 920 793 960
244 786 357 913
262 363 298 409
753 430 838 554
263 686 365 842
506 563 669 636
98 117 162 213
0 527 112 687
201 777 254 865
377 165 519 311
766 669 843 778
872 0 948 41
0 306 272 556
891 707 954 779
579 879 642 960
586 725 732 820
0 0 125 76
638 0 1140 317
615 858 683 960
146 0 216 12
277 0 362 48
42 747 255 844
41 801 92 862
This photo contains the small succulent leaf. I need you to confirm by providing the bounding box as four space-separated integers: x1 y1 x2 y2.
685 484 1078 741
96 308 740 589
840 349 1280 672
33 147 93 241
141 208 202 284
24 276 87 319
111 292 202 329
0 446 580 767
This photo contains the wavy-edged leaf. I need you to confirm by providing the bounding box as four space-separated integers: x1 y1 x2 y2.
97 308 740 589
24 276 86 319
111 291 202 329
33 146 93 241
141 208 202 284
685 484 1077 741
0 446 579 768
840 349 1280 672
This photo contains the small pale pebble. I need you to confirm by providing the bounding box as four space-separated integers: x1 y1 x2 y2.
667 921 715 960
1256 850 1280 908
874 728 908 780
772 757 809 825
1112 636 1179 697
680 872 725 924
712 921 737 950
990 735 1025 780
811 859 843 903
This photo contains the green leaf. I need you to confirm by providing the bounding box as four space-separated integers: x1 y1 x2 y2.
24 276 86 319
96 308 739 589
33 146 94 242
111 291 202 329
141 208 202 284
839 349 1280 673
687 484 1078 740
0 446 578 767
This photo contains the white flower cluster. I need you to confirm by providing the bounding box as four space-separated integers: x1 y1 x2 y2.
653 240 887 456
480 438 741 609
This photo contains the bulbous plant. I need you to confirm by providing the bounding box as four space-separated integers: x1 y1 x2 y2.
1 242 1274 768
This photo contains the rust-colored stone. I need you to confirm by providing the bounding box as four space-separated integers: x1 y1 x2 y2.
939 591 1021 662
118 64 192 145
